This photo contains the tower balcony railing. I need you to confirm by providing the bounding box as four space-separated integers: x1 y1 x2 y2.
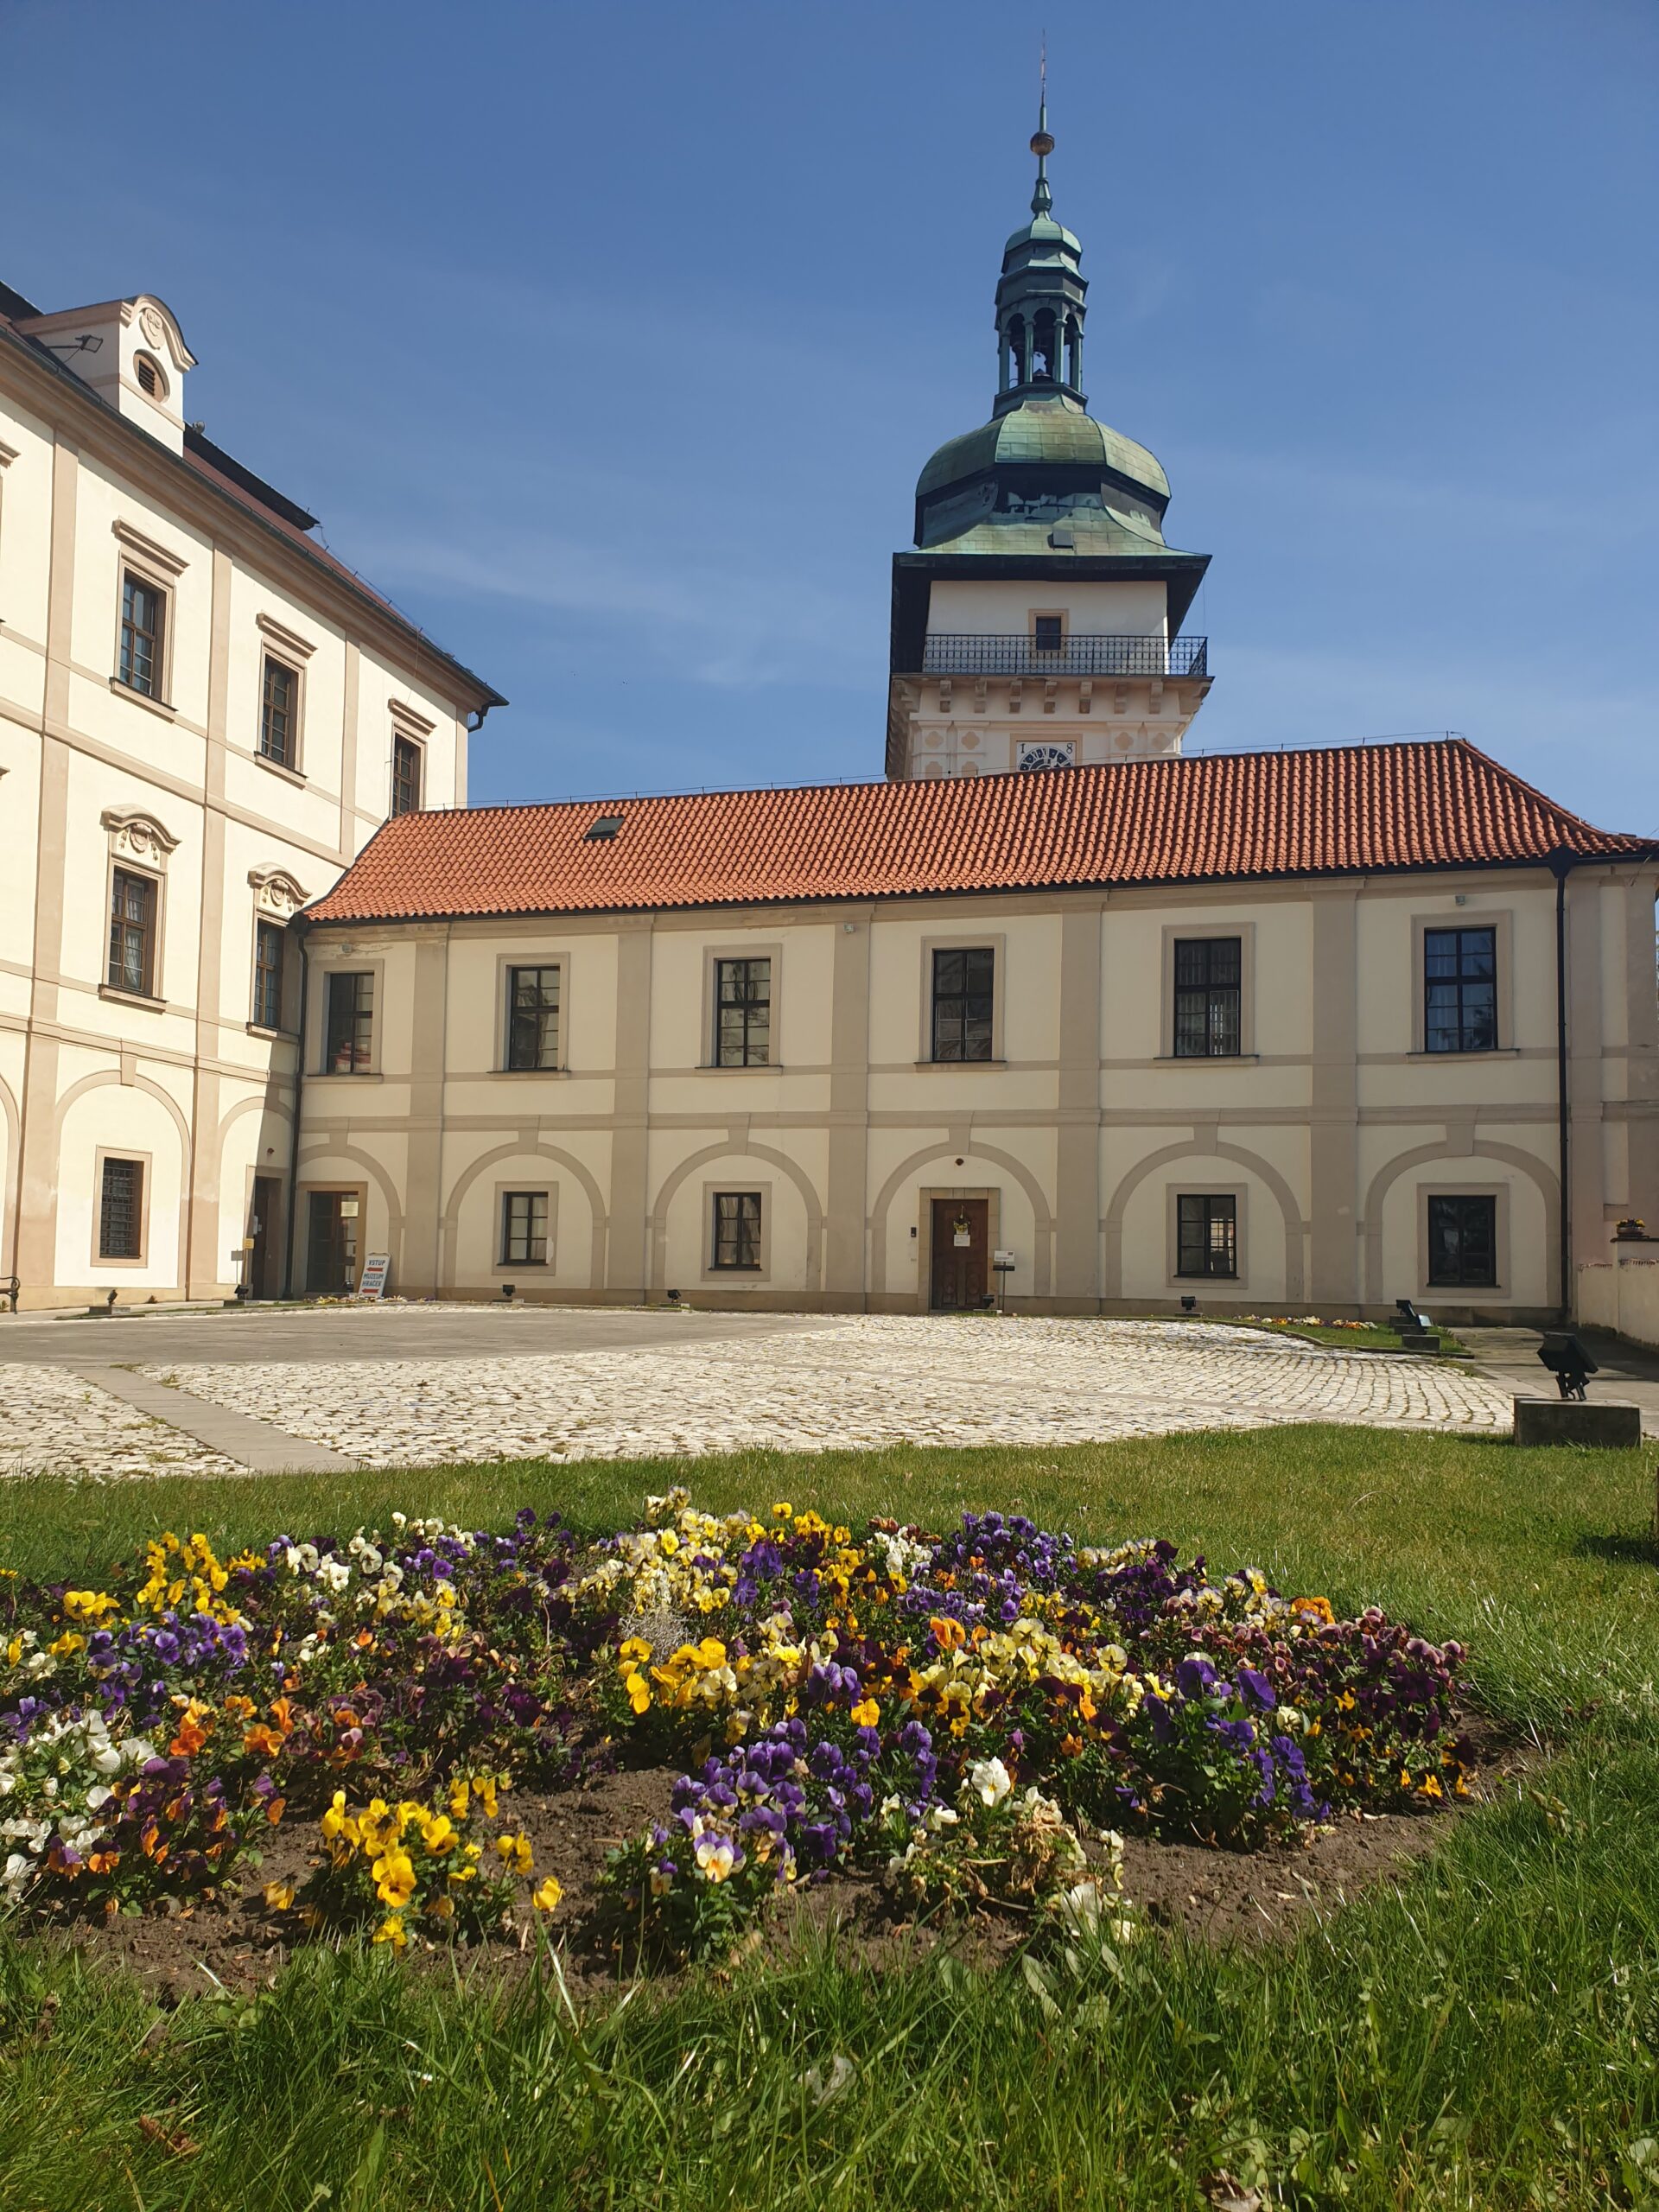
920 632 1209 679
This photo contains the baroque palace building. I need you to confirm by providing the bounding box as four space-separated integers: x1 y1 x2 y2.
7 115 1657 1320
0 276 504 1309
289 118 1658 1325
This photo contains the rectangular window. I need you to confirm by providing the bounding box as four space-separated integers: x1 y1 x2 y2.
500 1190 550 1266
391 734 423 817
931 946 995 1062
711 1191 762 1270
1032 614 1064 653
253 919 285 1030
1173 938 1243 1058
1427 1194 1497 1287
505 965 561 1071
715 957 771 1067
1176 1193 1237 1278
118 569 165 697
323 970 374 1073
259 654 297 766
99 1156 143 1260
1424 926 1497 1053
107 868 156 996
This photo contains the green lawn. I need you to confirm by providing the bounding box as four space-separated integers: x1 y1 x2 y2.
3 1425 1658 2210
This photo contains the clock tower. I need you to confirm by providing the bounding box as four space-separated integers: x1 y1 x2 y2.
887 101 1211 780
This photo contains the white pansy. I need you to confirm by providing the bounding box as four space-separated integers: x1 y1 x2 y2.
968 1757 1013 1808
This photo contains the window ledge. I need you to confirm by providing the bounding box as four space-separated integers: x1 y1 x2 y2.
109 676 176 721
253 752 307 786
1409 1047 1518 1061
698 1063 781 1073
493 1262 549 1272
99 983 167 1013
1153 1053 1259 1065
708 1266 763 1274
246 1022 299 1043
913 1058 1007 1071
493 1066 571 1078
310 1069 384 1082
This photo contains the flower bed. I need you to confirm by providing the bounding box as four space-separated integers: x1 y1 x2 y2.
0 1493 1471 1964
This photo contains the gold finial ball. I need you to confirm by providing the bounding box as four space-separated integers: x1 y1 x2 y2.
1031 130 1055 157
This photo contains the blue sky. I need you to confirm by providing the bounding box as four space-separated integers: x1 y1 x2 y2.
6 0 1656 832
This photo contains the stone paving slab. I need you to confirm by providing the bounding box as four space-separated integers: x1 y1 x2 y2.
136 1316 1514 1473
72 1366 364 1475
0 1363 244 1481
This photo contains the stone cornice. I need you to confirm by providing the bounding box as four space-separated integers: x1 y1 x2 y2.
0 323 502 715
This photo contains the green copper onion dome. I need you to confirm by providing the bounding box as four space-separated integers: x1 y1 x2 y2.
913 99 1179 555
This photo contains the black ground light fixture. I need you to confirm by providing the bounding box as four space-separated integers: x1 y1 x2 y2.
1535 1332 1599 1402
499 1282 516 1302
1180 1295 1198 1313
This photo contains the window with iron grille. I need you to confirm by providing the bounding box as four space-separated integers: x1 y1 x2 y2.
118 570 165 697
1424 927 1497 1053
711 1191 762 1270
108 868 156 996
99 1156 143 1260
505 966 561 1071
390 734 422 817
715 957 771 1066
323 970 374 1073
1427 1194 1497 1287
1173 938 1242 1057
260 654 297 766
253 920 285 1030
500 1190 549 1265
1176 1193 1237 1278
931 946 995 1062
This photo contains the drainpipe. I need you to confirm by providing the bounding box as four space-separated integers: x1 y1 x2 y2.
281 926 309 1300
1548 849 1575 1320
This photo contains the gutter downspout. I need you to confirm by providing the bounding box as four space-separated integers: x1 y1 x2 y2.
281 926 309 1300
1548 849 1574 1320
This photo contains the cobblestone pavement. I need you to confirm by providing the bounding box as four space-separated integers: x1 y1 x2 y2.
0 1364 245 1481
118 1316 1515 1474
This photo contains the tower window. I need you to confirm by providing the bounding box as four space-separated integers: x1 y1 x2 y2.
135 353 166 400
1032 310 1057 382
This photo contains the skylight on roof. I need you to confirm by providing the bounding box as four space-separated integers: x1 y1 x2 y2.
583 814 623 842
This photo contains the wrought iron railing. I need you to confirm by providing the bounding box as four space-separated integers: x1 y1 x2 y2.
919 633 1209 678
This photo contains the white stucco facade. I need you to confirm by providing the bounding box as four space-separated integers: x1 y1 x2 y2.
0 287 501 1307
292 859 1659 1325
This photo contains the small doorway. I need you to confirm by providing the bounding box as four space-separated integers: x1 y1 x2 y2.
249 1176 281 1299
931 1198 989 1311
306 1190 359 1296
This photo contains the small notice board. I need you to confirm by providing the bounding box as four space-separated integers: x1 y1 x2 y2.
357 1253 391 1300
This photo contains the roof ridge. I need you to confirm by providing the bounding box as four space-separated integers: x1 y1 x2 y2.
443 734 1471 823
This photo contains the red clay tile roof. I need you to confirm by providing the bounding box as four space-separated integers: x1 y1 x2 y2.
303 739 1651 925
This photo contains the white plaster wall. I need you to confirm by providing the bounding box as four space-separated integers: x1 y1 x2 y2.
927 579 1168 638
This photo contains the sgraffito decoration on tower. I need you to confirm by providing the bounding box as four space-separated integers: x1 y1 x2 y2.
887 87 1213 780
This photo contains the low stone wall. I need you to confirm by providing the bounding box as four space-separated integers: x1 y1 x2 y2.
1577 1249 1659 1350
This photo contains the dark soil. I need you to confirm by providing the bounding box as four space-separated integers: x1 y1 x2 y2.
29 1722 1541 2001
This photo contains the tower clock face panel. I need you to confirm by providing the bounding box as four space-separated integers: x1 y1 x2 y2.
1017 741 1075 772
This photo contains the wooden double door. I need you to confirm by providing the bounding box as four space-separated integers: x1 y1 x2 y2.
930 1198 989 1311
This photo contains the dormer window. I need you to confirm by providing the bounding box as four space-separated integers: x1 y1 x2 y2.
135 353 167 400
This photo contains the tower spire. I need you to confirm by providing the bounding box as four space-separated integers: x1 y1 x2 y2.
1031 37 1053 218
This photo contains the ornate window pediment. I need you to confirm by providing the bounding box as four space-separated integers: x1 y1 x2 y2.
248 866 309 918
100 807 180 869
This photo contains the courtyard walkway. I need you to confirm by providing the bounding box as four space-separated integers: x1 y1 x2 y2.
0 1309 1514 1479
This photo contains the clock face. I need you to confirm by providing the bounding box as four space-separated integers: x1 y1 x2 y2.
1018 742 1075 772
